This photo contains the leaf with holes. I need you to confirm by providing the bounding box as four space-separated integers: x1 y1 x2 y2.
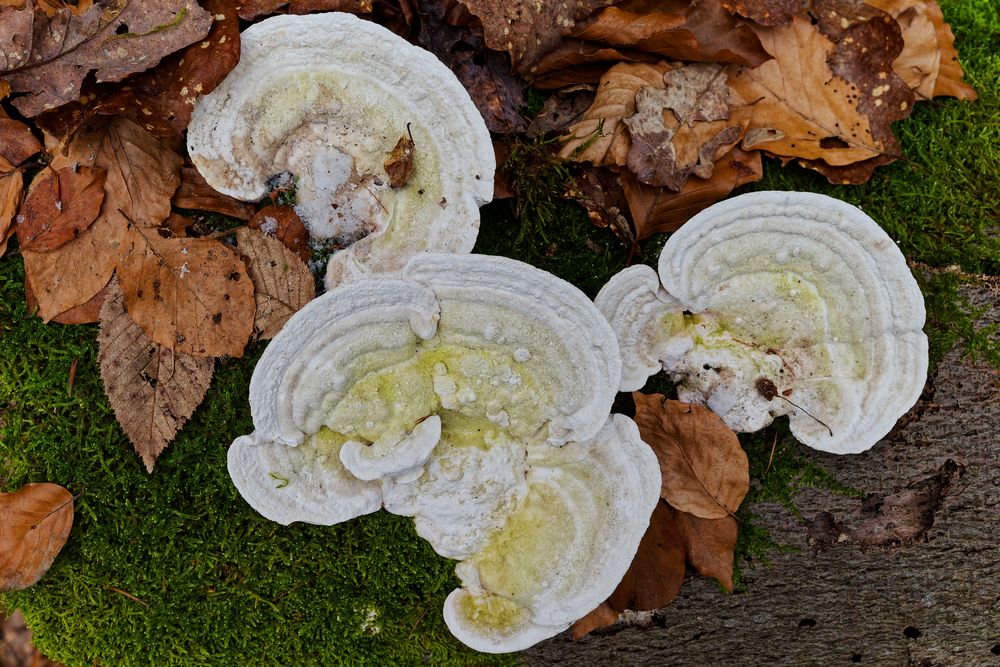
236 227 315 340
116 224 255 358
98 280 215 472
0 483 74 592
16 166 106 252
633 393 749 519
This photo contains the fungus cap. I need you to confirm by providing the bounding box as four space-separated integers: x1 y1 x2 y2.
187 13 494 285
228 253 659 652
596 191 928 454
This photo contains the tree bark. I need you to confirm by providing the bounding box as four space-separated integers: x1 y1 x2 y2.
525 280 1000 667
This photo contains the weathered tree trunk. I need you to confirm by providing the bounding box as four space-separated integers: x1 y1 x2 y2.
525 281 1000 667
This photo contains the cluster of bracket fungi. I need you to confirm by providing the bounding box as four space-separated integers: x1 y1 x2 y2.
190 12 928 653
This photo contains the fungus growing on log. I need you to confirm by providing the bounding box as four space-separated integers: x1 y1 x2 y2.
228 253 660 652
186 13 494 286
596 191 928 454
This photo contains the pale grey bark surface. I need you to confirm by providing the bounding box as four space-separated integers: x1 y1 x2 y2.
524 280 1000 667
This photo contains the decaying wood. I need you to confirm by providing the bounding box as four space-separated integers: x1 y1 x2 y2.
525 280 1000 667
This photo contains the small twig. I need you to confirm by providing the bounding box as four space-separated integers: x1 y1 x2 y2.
365 185 389 214
765 430 779 474
67 357 78 397
102 584 149 607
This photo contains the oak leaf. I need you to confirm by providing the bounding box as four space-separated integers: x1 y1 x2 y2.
867 0 976 101
236 228 315 340
623 62 745 190
0 171 23 259
98 280 215 472
248 205 310 263
15 166 106 252
2 0 213 117
633 393 749 519
116 224 255 358
559 61 675 166
570 0 771 66
21 116 182 321
173 162 255 221
0 483 74 592
622 146 762 239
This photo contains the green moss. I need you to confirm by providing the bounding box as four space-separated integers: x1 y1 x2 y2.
0 257 509 666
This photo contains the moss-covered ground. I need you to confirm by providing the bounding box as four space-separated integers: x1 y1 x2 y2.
2 0 998 664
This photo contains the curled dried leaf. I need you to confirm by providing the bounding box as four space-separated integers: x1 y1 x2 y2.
384 130 415 189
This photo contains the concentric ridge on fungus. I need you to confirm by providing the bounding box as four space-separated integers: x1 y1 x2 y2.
228 253 661 652
596 191 928 454
186 13 494 287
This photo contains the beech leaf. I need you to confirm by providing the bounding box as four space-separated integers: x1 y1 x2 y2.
633 393 749 519
721 0 803 26
116 224 255 358
247 205 310 263
0 483 74 592
607 500 686 611
674 507 738 592
237 0 372 21
1 0 213 117
173 162 255 221
571 0 771 66
623 62 745 190
622 146 762 239
25 275 108 325
0 171 23 259
0 116 41 172
21 116 182 321
560 61 675 166
16 166 106 252
570 602 620 639
98 280 215 472
236 227 316 340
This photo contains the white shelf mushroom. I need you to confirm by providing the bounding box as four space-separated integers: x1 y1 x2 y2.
596 191 928 454
187 13 494 286
228 253 661 653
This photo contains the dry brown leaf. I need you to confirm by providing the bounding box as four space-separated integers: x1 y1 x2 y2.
867 0 976 101
236 227 315 340
674 507 738 592
237 0 371 20
248 205 310 262
567 167 635 246
116 224 255 358
559 61 675 166
571 0 771 66
21 116 182 321
98 280 215 472
384 130 415 189
721 0 803 26
26 274 108 324
0 116 41 172
607 500 686 611
532 41 657 89
2 1 213 117
0 483 74 592
527 85 596 138
454 0 615 73
172 163 255 221
622 146 762 239
570 602 619 639
633 393 749 519
729 3 913 181
624 62 745 190
15 166 106 252
416 0 527 134
0 171 23 258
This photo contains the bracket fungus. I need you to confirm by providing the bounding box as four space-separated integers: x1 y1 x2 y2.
186 13 494 286
596 191 928 454
228 253 660 652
